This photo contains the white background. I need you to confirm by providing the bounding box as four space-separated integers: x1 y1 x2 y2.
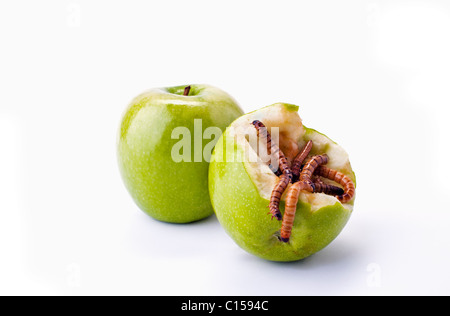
1 0 450 296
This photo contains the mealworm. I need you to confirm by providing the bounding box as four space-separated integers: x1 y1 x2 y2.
312 175 324 185
299 154 329 192
291 140 313 180
279 181 307 243
315 165 355 203
252 120 291 175
268 173 292 220
313 179 345 196
252 120 295 221
252 120 272 155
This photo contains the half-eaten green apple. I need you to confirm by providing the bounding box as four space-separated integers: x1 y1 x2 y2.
118 84 244 223
209 103 356 261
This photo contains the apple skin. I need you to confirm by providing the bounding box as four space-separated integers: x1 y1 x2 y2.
208 103 355 261
118 84 244 223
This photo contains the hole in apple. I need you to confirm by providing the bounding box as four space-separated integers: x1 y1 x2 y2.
273 230 286 242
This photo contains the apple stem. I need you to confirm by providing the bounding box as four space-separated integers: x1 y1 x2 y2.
183 86 191 96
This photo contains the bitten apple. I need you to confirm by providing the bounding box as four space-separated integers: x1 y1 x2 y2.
209 103 356 261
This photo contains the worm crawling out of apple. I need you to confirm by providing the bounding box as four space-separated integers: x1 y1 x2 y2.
208 103 356 262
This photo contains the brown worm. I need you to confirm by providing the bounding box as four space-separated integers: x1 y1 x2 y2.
291 140 313 180
299 154 329 192
313 180 345 196
268 173 292 220
312 175 325 185
315 165 355 203
279 181 308 243
252 120 294 221
280 155 331 242
252 120 291 175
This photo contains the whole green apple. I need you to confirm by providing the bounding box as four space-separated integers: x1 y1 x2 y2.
118 84 243 223
209 103 356 261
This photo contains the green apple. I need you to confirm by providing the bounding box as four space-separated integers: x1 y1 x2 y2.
118 84 244 223
209 103 356 261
